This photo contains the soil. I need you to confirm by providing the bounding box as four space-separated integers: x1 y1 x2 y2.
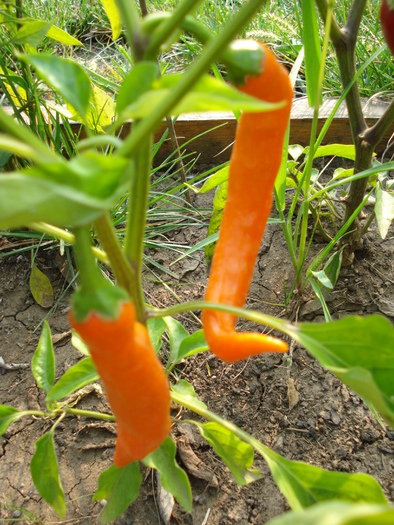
1 191 394 525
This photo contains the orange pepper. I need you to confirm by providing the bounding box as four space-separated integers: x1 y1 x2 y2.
202 44 292 362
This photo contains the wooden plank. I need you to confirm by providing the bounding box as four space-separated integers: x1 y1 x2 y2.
2 97 392 166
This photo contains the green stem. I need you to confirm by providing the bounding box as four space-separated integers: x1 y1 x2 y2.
94 213 137 302
124 135 153 321
145 0 203 59
114 0 143 60
64 407 115 421
29 222 109 263
116 0 268 160
73 226 103 293
147 301 287 334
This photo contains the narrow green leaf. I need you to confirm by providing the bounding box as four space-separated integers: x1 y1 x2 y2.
100 0 122 40
143 437 192 513
194 422 262 486
47 358 99 402
199 166 229 194
147 317 166 353
163 317 189 369
375 184 394 240
93 463 142 525
309 278 332 322
20 54 92 120
46 25 82 46
30 433 66 518
288 316 394 428
205 181 228 264
259 446 388 510
32 321 55 394
265 502 394 525
12 20 52 46
120 73 283 120
171 380 208 412
29 264 54 308
0 405 23 436
301 0 321 107
116 62 159 115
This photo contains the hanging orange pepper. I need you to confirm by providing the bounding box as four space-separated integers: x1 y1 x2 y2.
202 44 292 362
70 227 171 467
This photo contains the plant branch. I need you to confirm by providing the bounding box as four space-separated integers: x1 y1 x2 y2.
344 0 368 48
314 0 342 43
362 99 394 151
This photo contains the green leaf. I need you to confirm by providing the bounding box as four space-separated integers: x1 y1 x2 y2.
29 264 54 308
265 502 394 525
143 436 192 513
20 54 92 121
375 184 394 240
178 330 209 361
194 422 262 486
46 24 82 46
47 358 99 402
313 144 356 161
0 153 130 229
100 0 122 40
163 317 189 370
32 321 55 394
288 316 394 428
311 269 333 290
147 317 166 353
119 73 284 120
93 463 142 525
199 166 229 194
171 379 208 412
259 446 388 510
301 0 321 107
309 278 332 322
12 20 52 46
30 433 66 518
205 180 228 263
0 405 23 436
116 62 159 115
71 330 90 356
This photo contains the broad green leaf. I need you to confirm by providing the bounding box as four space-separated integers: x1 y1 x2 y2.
199 166 229 194
288 144 306 161
32 321 55 394
120 73 284 120
178 330 208 360
288 316 394 428
46 24 82 46
29 264 54 308
163 317 189 370
258 446 388 510
265 502 394 525
116 62 159 115
333 167 354 180
313 144 356 161
30 433 66 518
67 85 116 131
0 150 12 168
100 0 122 40
310 278 332 322
47 358 98 402
301 0 321 107
20 55 91 120
321 248 343 291
311 269 333 290
143 437 192 513
375 184 394 240
93 463 142 525
0 153 130 229
0 405 23 436
205 181 228 264
275 125 290 212
147 317 166 353
12 20 52 46
171 379 208 412
194 422 262 486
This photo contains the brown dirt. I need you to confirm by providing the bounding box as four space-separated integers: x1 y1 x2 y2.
1 202 394 524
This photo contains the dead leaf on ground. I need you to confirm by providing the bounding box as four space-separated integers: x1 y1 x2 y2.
287 377 299 410
177 439 218 488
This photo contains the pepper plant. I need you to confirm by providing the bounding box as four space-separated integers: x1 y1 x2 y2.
0 0 393 524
